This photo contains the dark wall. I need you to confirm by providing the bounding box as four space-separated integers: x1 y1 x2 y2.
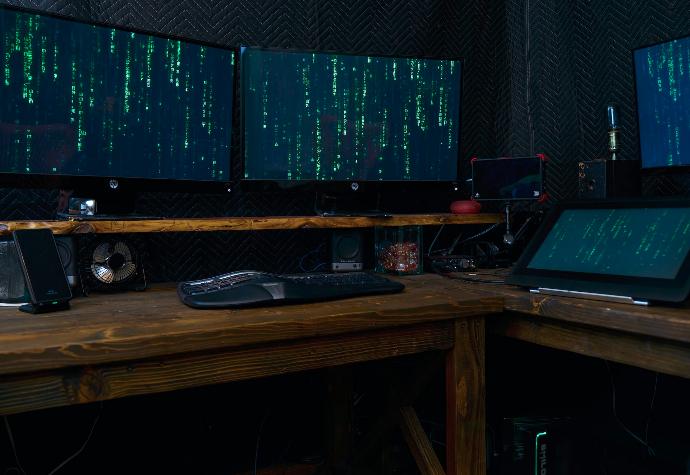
495 0 690 200
0 0 499 280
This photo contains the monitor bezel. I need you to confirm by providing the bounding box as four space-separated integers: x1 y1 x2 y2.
238 46 463 194
507 198 690 303
633 33 690 172
0 4 237 195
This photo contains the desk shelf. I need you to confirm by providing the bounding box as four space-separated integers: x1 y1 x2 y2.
0 213 501 235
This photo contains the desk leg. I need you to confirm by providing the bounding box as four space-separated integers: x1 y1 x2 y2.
446 317 485 475
324 366 353 474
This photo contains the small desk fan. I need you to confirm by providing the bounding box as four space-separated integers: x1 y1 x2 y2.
80 238 147 293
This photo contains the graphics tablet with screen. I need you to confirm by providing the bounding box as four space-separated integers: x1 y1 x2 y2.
507 200 690 305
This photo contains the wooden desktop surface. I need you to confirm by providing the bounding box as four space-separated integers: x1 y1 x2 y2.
2 274 690 387
0 275 500 377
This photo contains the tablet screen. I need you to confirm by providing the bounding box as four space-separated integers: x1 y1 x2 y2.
527 207 690 279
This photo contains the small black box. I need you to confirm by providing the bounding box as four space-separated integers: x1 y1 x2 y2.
577 159 640 199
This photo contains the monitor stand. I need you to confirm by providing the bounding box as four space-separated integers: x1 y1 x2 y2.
56 189 163 221
314 192 393 218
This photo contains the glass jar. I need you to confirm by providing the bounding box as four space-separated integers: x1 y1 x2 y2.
375 226 423 275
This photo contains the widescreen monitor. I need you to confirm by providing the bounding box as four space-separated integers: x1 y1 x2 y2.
634 35 690 169
0 6 235 192
241 47 462 191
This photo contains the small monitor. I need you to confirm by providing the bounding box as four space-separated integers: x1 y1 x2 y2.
634 35 690 169
508 200 690 303
0 6 234 190
471 155 545 201
241 47 461 190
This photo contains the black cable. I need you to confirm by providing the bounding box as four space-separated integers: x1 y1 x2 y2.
455 223 501 247
298 243 326 273
429 223 501 257
604 361 656 456
253 409 271 475
427 224 445 255
3 416 26 475
512 215 534 242
644 372 659 457
47 402 103 475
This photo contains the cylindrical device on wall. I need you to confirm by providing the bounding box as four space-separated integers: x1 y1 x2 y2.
607 104 620 159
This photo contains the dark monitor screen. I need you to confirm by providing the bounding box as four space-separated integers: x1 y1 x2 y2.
242 48 461 182
634 36 690 169
527 207 690 279
0 7 234 183
471 156 543 201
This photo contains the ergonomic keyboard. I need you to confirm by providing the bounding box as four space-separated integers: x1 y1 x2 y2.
177 271 405 309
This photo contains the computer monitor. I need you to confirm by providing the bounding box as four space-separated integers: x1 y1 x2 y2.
241 47 462 192
0 5 235 194
634 35 690 169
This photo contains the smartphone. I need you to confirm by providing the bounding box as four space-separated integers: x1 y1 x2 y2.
13 229 72 313
471 156 545 201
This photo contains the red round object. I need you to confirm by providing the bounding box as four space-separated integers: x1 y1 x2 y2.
450 200 482 214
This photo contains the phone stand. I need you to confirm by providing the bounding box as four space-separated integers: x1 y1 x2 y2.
19 301 71 314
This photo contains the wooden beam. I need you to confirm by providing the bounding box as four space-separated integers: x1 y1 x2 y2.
0 321 453 416
446 317 486 475
0 214 502 235
492 313 690 379
399 406 445 475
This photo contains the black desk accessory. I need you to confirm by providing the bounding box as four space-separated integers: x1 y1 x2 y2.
470 155 546 202
331 230 364 271
178 271 404 309
12 229 72 313
507 199 690 305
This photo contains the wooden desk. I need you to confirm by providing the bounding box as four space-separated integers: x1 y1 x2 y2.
461 280 690 379
0 274 501 475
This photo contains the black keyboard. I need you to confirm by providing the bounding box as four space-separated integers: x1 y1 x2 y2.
177 271 405 309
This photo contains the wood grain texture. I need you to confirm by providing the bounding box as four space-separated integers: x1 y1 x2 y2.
0 321 453 416
0 214 502 235
399 406 446 475
493 313 690 379
0 275 502 376
452 278 690 345
446 317 486 475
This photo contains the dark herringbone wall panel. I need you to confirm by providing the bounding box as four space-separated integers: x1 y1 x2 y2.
499 0 690 200
0 0 498 280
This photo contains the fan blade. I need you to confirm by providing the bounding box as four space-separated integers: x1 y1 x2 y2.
91 263 114 284
114 241 133 262
113 262 137 283
92 242 113 264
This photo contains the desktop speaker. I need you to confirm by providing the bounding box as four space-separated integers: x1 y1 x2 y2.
577 159 640 199
55 236 78 289
331 230 363 272
0 237 78 302
0 240 27 303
